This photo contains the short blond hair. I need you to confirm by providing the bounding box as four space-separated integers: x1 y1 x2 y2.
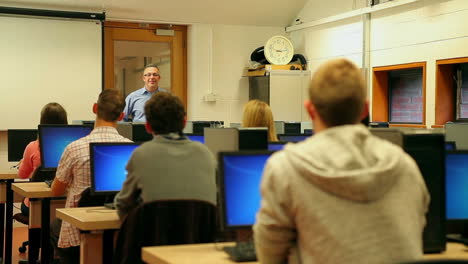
309 58 366 127
242 100 278 142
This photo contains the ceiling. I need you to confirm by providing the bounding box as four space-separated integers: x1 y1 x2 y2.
1 0 307 27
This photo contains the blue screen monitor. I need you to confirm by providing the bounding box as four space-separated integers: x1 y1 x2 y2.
445 141 456 151
446 151 468 221
186 134 204 144
90 142 140 195
39 125 93 170
278 134 309 143
219 151 274 229
268 141 286 151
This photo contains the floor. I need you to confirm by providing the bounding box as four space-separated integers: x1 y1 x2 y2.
12 226 29 264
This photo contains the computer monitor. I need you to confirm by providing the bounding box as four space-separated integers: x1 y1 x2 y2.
277 134 309 143
238 128 268 151
39 125 93 170
303 129 314 136
7 129 38 162
218 151 274 229
90 142 140 195
186 134 204 144
268 141 287 151
132 123 153 143
192 121 211 135
446 141 456 151
446 151 468 237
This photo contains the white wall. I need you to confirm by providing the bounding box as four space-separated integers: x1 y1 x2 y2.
187 24 285 125
0 22 284 171
289 0 468 128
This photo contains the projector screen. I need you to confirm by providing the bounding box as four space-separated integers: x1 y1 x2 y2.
0 15 102 130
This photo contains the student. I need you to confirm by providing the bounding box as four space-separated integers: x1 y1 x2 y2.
242 99 278 142
114 92 217 219
50 89 131 264
253 58 430 264
18 102 68 216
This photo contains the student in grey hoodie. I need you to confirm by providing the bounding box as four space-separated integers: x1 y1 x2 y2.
253 58 429 264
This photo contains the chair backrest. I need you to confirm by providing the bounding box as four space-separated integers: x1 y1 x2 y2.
113 200 217 264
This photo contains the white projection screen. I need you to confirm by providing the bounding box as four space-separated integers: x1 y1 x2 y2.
0 14 102 129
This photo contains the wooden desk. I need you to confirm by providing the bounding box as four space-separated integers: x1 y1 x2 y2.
12 182 65 264
142 242 256 264
0 171 18 264
56 207 121 264
141 242 468 264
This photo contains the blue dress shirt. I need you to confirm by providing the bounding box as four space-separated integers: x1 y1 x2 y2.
123 87 168 122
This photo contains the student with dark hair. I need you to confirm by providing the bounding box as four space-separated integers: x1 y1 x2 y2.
17 102 68 215
114 92 216 219
123 64 168 122
254 58 429 264
50 89 132 264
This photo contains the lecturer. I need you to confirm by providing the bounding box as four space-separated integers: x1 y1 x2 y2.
123 64 168 122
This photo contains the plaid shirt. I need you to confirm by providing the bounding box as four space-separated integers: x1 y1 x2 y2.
56 126 132 248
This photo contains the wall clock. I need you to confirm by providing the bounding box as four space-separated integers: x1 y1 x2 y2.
264 35 294 65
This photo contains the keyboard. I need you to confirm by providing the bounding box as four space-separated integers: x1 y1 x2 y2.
223 241 257 262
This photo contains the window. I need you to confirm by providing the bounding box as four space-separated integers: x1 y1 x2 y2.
456 63 468 120
389 69 423 123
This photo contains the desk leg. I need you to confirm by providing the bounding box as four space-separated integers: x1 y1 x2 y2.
102 230 114 264
4 179 13 264
28 228 40 264
80 232 102 264
0 202 4 262
41 198 51 264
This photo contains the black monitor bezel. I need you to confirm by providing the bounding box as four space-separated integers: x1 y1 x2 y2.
7 129 38 162
277 133 310 142
89 142 140 196
38 124 93 171
217 150 275 230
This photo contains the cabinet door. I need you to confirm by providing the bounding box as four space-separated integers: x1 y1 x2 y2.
270 71 310 122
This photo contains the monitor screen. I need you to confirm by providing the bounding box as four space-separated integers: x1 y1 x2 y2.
90 142 140 195
446 151 468 220
278 134 309 142
445 141 456 151
268 142 286 151
132 123 153 143
7 129 38 162
219 151 273 229
39 125 93 170
186 134 204 144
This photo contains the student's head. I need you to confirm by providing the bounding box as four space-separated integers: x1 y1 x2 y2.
242 100 278 142
40 103 68 125
142 63 161 92
94 89 125 122
306 58 367 130
144 92 185 134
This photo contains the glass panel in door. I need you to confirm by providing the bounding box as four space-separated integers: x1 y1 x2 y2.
114 41 171 97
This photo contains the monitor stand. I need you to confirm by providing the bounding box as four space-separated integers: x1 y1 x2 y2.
223 229 257 262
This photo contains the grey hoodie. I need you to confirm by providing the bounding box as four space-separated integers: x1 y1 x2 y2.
254 124 429 264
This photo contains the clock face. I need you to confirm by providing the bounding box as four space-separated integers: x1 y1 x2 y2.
264 36 294 65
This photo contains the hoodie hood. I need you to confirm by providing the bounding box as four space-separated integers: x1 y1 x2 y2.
284 124 405 202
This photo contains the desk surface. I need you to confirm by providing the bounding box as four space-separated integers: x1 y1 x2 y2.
11 182 53 198
141 242 468 264
142 242 256 264
0 171 18 180
56 206 121 231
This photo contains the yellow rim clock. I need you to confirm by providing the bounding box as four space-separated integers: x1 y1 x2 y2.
264 35 294 65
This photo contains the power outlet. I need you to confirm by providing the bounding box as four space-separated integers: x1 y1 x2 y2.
204 93 217 102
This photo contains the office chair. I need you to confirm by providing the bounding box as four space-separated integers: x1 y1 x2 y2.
113 200 217 264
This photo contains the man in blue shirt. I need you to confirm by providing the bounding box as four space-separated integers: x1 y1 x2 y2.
123 64 168 122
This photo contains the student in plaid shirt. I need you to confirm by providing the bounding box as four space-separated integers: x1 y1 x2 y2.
51 89 132 264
